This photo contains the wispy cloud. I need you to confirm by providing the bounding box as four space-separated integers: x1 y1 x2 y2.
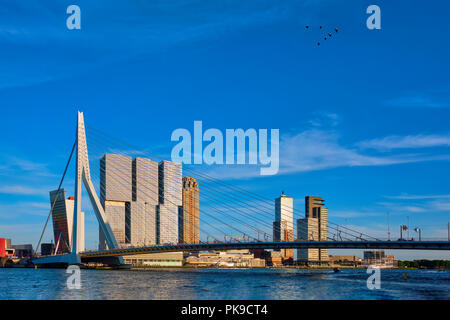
0 202 49 219
429 199 450 211
278 130 450 175
201 127 450 180
0 185 48 196
308 112 340 128
385 194 450 200
0 0 299 89
0 155 57 178
378 196 450 214
358 134 450 151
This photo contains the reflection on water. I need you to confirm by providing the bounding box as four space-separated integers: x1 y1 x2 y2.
1 268 449 300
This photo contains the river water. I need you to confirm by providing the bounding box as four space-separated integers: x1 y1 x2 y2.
1 268 449 300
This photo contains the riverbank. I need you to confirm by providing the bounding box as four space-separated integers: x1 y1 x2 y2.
127 265 367 271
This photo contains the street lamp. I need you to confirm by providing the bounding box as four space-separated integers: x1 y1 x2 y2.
414 228 421 241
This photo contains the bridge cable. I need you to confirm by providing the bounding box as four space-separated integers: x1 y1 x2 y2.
34 139 76 257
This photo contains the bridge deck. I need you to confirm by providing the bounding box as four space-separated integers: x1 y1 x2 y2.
80 241 450 258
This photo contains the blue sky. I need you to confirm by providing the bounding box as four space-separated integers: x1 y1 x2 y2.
0 1 449 259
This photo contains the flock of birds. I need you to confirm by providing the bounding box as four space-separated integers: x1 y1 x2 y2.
305 25 339 46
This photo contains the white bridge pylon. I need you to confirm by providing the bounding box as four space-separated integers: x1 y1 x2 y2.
33 112 123 266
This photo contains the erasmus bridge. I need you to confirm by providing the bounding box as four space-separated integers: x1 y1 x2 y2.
32 112 450 267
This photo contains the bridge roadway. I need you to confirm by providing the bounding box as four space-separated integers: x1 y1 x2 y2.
80 240 450 258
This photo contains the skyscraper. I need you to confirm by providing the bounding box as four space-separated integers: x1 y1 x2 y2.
273 192 294 260
100 154 133 202
50 189 84 253
128 201 157 246
297 217 319 261
179 177 199 244
130 157 158 246
297 196 329 264
98 154 183 248
100 154 132 249
132 157 158 204
100 154 160 249
157 160 182 244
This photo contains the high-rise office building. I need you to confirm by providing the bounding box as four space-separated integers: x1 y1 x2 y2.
100 154 162 249
129 157 158 246
157 204 179 244
100 154 132 249
318 207 329 261
305 196 325 218
129 201 156 246
297 196 329 264
50 189 71 253
157 161 182 244
132 157 158 204
99 155 183 248
179 177 199 244
273 192 294 260
158 160 182 206
100 154 133 202
297 217 319 261
50 189 85 253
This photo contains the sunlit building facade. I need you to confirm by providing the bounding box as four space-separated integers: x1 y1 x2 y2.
50 189 84 253
273 192 294 260
179 177 199 244
157 160 182 244
297 196 329 264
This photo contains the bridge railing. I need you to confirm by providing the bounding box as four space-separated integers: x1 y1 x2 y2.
77 237 450 255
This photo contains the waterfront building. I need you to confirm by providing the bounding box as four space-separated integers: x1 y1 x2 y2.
179 177 199 244
329 255 363 266
363 250 396 267
99 155 183 248
267 250 283 267
297 218 320 261
157 204 179 244
157 160 182 244
318 207 329 261
158 160 182 206
11 244 33 258
273 192 294 260
132 157 159 204
41 243 55 256
129 201 157 246
122 252 184 267
297 196 329 265
99 154 132 249
129 157 158 246
100 154 133 202
50 189 84 253
0 238 14 258
185 250 266 267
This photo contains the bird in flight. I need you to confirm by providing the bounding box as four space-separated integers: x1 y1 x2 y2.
305 25 340 47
